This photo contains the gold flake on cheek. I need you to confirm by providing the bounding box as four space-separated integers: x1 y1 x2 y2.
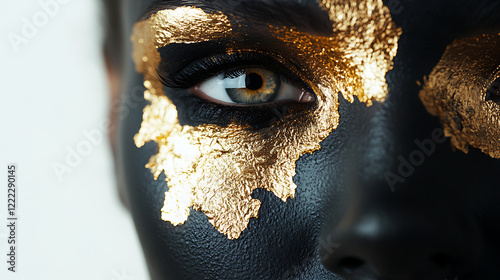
419 34 500 158
131 2 400 239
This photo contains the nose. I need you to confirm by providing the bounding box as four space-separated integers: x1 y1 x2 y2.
319 175 482 280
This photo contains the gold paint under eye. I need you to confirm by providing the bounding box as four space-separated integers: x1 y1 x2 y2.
132 2 400 239
419 34 500 158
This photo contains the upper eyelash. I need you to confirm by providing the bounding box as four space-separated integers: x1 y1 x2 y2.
155 51 312 93
154 51 318 128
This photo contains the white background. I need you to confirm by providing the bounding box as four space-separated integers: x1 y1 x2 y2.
0 0 149 279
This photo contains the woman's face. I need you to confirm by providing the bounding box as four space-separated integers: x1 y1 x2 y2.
116 0 500 279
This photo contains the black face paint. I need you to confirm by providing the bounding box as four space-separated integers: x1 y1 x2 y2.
115 0 500 279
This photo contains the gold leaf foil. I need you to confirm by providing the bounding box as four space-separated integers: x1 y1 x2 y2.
132 3 400 239
419 34 500 158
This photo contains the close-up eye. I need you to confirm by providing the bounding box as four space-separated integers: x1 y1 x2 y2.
157 52 318 109
192 67 315 105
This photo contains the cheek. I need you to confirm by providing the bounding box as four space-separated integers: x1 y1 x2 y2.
119 75 369 276
120 134 342 279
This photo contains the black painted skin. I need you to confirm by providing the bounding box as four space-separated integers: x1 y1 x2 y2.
115 0 500 279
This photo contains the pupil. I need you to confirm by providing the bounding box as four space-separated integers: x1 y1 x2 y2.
245 73 264 91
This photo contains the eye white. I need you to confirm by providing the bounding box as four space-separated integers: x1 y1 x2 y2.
196 70 314 105
198 74 247 104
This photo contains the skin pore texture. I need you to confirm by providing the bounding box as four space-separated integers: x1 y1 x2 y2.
113 0 500 279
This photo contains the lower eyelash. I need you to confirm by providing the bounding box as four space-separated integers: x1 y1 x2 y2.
163 88 315 130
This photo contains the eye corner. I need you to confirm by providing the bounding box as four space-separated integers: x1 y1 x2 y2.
298 90 316 103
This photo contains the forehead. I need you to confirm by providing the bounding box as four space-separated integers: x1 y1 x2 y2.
127 0 500 33
131 0 332 35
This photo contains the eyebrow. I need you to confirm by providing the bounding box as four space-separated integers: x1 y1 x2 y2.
143 0 334 36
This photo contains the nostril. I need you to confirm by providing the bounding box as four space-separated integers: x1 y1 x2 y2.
430 253 452 269
337 256 365 272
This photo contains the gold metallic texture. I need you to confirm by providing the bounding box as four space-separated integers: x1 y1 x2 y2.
420 34 500 158
132 2 400 239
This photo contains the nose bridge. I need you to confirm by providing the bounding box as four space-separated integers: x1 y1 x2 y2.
340 85 453 196
355 103 399 178
318 96 484 278
336 102 400 193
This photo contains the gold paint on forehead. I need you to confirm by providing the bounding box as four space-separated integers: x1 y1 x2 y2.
419 34 500 158
132 2 400 239
270 0 401 106
131 7 232 91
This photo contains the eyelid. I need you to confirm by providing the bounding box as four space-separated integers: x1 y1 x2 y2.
156 51 312 93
